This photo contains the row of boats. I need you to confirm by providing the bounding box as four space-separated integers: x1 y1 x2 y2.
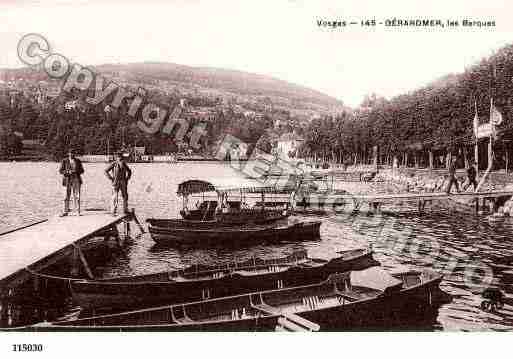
15 249 445 331
8 178 447 331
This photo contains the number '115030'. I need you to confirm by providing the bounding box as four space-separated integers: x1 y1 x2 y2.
12 344 43 352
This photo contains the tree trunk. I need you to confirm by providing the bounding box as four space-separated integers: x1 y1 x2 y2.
463 147 469 169
429 150 434 170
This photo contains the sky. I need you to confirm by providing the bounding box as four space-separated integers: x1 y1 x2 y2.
0 0 512 107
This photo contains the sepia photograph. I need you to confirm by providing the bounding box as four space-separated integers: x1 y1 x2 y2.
0 0 512 356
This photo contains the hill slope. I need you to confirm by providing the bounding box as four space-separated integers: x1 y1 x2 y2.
93 62 346 114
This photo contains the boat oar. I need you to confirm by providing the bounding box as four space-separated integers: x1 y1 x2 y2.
130 209 146 234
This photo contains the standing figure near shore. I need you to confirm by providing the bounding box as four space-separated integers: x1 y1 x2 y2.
445 157 460 194
59 149 84 216
105 152 132 215
463 161 478 192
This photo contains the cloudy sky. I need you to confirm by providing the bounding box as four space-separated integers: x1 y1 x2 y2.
0 0 511 107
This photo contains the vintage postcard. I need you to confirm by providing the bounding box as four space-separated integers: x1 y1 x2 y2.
0 0 511 357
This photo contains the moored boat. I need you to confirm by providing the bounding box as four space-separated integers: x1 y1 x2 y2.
147 178 312 246
69 248 378 311
20 267 444 332
148 218 321 247
154 179 294 226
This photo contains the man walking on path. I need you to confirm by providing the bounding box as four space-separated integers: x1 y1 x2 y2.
59 149 84 216
105 152 132 215
463 161 478 192
445 157 460 194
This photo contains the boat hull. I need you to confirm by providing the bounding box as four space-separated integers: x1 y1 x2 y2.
299 276 443 330
148 220 321 247
19 270 445 332
70 249 377 312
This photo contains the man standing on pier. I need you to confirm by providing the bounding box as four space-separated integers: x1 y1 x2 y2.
463 161 478 192
105 151 132 215
445 157 460 194
59 149 84 216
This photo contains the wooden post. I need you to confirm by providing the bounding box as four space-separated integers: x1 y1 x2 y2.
475 139 479 175
32 275 40 294
71 244 94 279
418 200 426 214
0 301 6 323
476 139 493 192
506 145 509 173
131 209 145 234
71 245 80 277
123 220 131 239
488 136 493 170
76 246 94 279
112 226 123 248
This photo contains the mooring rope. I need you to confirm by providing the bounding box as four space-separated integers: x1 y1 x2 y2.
23 267 85 283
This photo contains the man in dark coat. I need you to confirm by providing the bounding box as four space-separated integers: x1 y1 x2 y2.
105 152 132 215
59 149 84 216
463 161 478 191
445 157 460 194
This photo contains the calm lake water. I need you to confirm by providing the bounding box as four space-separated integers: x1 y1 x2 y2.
1 162 513 331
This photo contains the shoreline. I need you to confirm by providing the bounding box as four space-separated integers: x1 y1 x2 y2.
0 158 244 163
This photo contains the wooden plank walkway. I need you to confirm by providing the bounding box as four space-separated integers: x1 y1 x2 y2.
295 191 513 214
337 190 513 202
298 190 513 202
0 211 130 287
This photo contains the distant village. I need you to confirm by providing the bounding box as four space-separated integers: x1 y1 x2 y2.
0 68 330 163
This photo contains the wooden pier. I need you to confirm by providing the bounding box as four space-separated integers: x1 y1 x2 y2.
0 210 142 289
295 190 513 214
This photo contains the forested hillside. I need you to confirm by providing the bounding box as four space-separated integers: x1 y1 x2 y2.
300 43 513 168
0 62 345 159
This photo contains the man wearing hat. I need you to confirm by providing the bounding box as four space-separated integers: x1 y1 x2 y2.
59 149 84 216
105 151 132 215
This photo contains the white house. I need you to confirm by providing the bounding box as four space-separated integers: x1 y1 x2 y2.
276 132 303 160
64 100 78 110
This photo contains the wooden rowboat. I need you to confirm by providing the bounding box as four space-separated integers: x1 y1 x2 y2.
69 248 378 312
21 267 444 332
147 208 288 229
148 219 321 247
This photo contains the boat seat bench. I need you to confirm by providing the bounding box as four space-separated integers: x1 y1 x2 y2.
251 303 320 331
170 307 195 324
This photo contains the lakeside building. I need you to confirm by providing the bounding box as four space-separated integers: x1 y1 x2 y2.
276 131 304 161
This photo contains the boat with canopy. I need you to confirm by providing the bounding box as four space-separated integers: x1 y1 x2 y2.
147 178 321 246
175 178 296 223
